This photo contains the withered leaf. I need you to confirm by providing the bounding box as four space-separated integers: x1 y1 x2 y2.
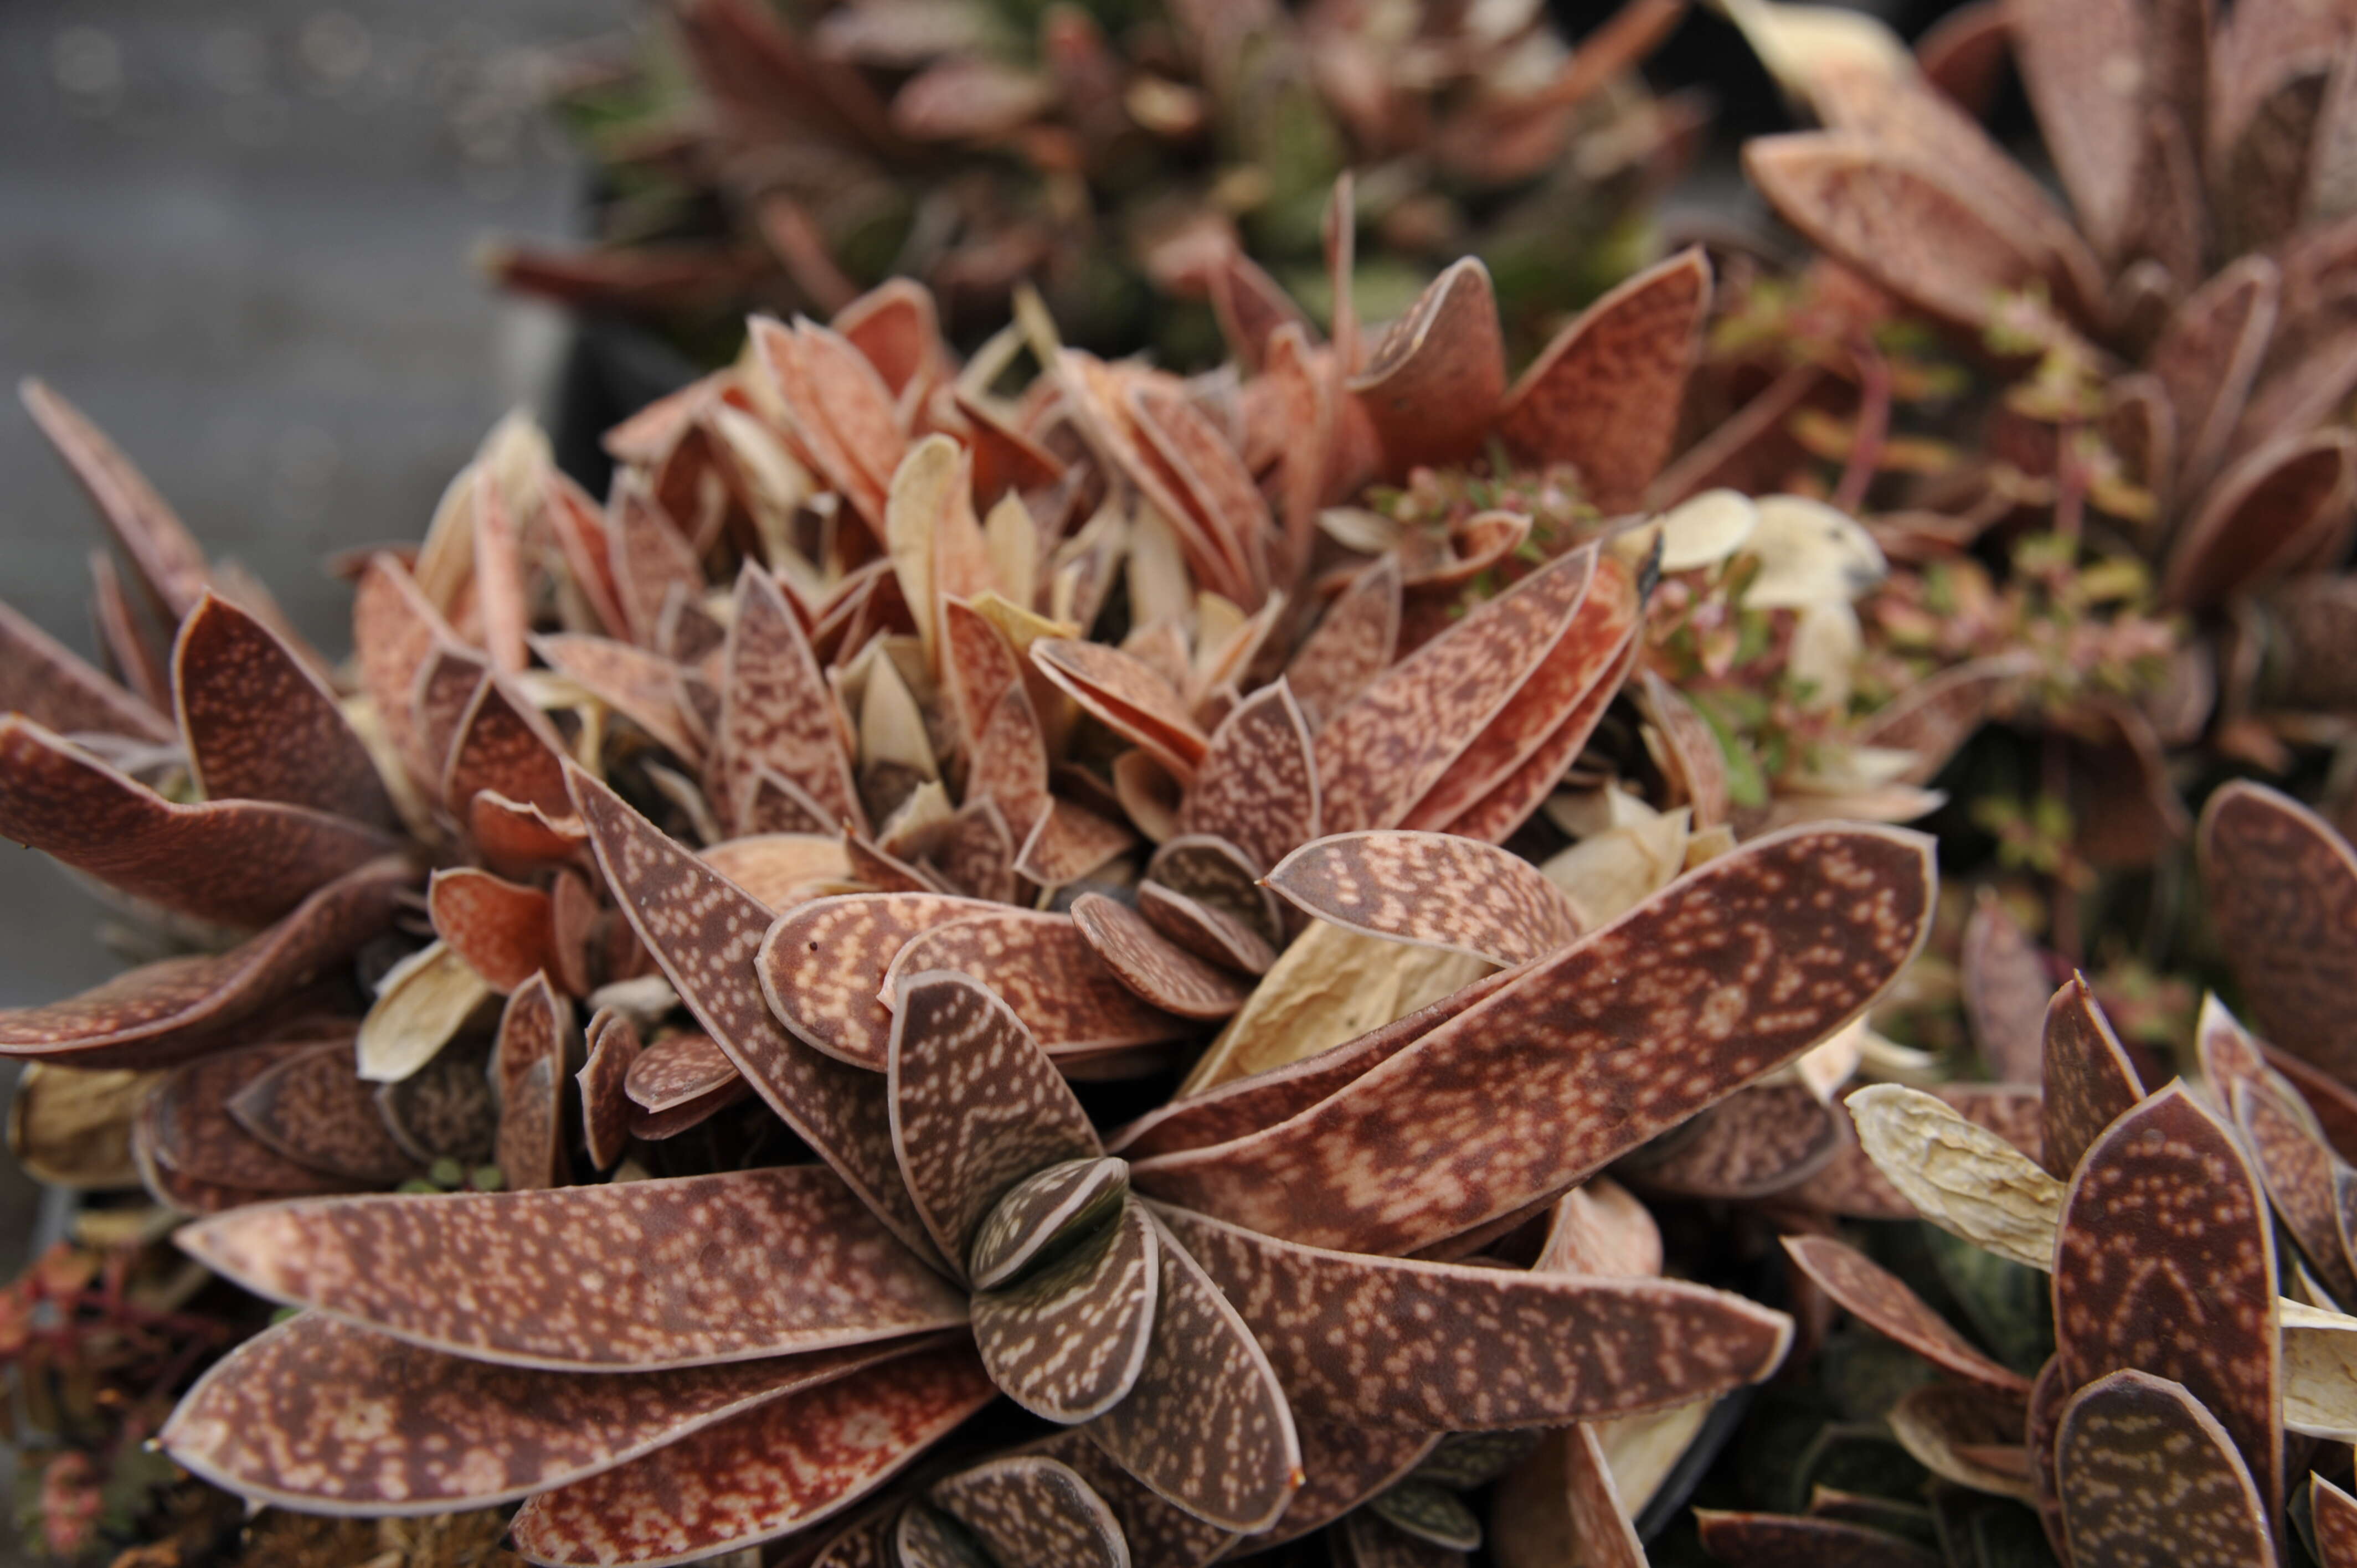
7 1062 155 1189
356 940 492 1084
1265 832 1582 966
1847 1083 2064 1269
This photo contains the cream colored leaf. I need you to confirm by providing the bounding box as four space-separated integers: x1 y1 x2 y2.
1126 505 1194 635
584 975 681 1029
1543 786 1661 842
1846 1083 2062 1270
357 940 494 1084
1716 0 1911 112
1787 601 1861 711
1652 488 1761 572
878 779 956 857
1683 823 1739 870
858 643 939 781
1595 1399 1713 1517
887 433 963 669
1540 808 1691 925
983 491 1038 610
8 1064 159 1189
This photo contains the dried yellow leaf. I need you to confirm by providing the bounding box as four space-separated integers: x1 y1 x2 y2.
1847 1083 2063 1270
357 940 494 1084
8 1063 159 1190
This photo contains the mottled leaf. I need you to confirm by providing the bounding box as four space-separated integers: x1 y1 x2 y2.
1026 1427 1238 1568
929 1455 1128 1568
534 632 702 762
2055 1369 2275 1567
713 565 866 837
1443 628 1640 847
1071 894 1250 1021
230 1040 419 1184
1346 258 1507 474
1692 1508 1943 1566
2199 780 2357 1082
881 912 1195 1061
1960 891 2049 1086
153 1043 358 1195
1032 638 1209 780
624 1030 740 1115
1286 556 1401 731
2040 974 2143 1179
1781 1234 2027 1394
577 1010 641 1171
1489 1423 1645 1568
21 379 210 617
2163 430 2357 610
2318 1474 2357 1568
0 594 172 743
1172 681 1319 879
442 673 572 822
1265 832 1581 966
701 833 852 912
496 1001 568 1193
426 869 555 994
758 892 996 1068
2235 1071 2357 1307
1136 883 1274 977
1146 835 1283 948
1624 1082 1844 1200
1013 797 1138 890
972 1198 1159 1423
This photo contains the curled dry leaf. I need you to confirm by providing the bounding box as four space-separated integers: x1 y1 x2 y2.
356 941 493 1085
1847 1083 2065 1270
7 1062 155 1189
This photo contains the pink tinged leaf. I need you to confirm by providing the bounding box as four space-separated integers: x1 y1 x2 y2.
835 280 942 403
1622 1082 1845 1200
1174 680 1319 876
1126 382 1272 604
1032 638 1210 779
1641 670 1731 829
152 1044 363 1195
1960 890 2050 1086
2005 0 2153 260
570 771 934 1261
0 715 400 929
89 545 172 711
1155 1204 1792 1429
1491 1424 1644 1568
2318 1474 2357 1568
545 470 630 638
2163 430 2357 610
2199 780 2357 1081
161 1312 938 1516
972 1199 1160 1423
1016 797 1139 891
1083 1208 1301 1534
1071 894 1251 1022
757 893 996 1069
471 791 593 876
1779 1234 2029 1395
0 595 172 742
928 1456 1128 1568
353 555 462 785
2040 975 2144 1179
20 379 211 618
1314 546 1596 835
2054 1084 2282 1534
470 469 529 677
1498 248 1712 512
2055 1369 2276 1567
1440 629 1640 847
2148 255 2282 492
410 643 491 781
884 969 1102 1275
495 977 574 1192
534 633 702 764
0 854 406 1068
230 1040 421 1185
1692 1509 1944 1567
510 1344 999 1568
178 1164 967 1370
884 913 1195 1061
1535 1178 1664 1278
2232 1072 2357 1307
444 674 572 819
716 566 867 837
1286 556 1401 733
428 869 555 993
606 482 703 649
1146 836 1283 948
1134 826 1933 1255
1026 1428 1239 1568
578 1010 642 1171
1136 883 1273 977
1264 832 1580 967
1345 258 1509 475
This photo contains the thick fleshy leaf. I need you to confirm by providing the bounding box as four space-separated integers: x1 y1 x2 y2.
884 968 1101 1276
493 972 573 1105
1128 381 1272 604
573 770 932 1262
152 1043 358 1195
969 1158 1133 1293
1248 1422 1439 1550
511 1344 997 1568
1027 1428 1238 1568
412 644 491 782
701 833 852 911
2233 1072 2357 1307
1640 671 1730 830
1032 639 1208 779
22 379 210 617
0 715 399 929
0 594 172 742
714 565 865 837
1780 1235 2027 1394
624 1031 740 1113
933 797 1017 904
1692 1509 1943 1566
1083 1209 1301 1534
1489 1423 1645 1568
376 1039 497 1165
1265 832 1581 966
162 1311 929 1514
2055 1084 2281 1530
2162 430 2357 610
2055 1369 2275 1567
972 1199 1159 1423
760 893 995 1069
1014 798 1137 890
1622 1082 1845 1200
882 914 1195 1061
1286 556 1401 730
2198 780 2357 1081
1960 891 2048 1085
1146 835 1282 948
1158 1204 1790 1429
1314 546 1594 835
133 1092 277 1214
353 555 462 786
1346 258 1507 474
177 1165 967 1370
428 869 556 993
1499 249 1711 511
1070 894 1250 1021
2040 975 2143 1179
1136 883 1274 977
2318 1474 2357 1567
929 1456 1128 1568
88 548 170 712
1535 1179 1663 1278
0 855 406 1068
444 674 573 821
2150 256 2281 491
1135 826 1933 1255
578 1010 641 1171
1443 630 1640 847
498 1045 566 1193
1173 680 1319 875
172 593 395 828
534 633 702 762
229 1040 418 1184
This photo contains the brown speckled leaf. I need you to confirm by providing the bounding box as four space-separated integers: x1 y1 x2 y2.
2163 430 2357 610
933 797 1017 904
1346 258 1507 473
2318 1474 2357 1567
971 1199 1159 1423
578 1010 641 1170
2233 1073 2357 1306
377 1040 497 1166
1071 894 1250 1022
1888 1383 2035 1502
1239 1421 1436 1550
630 1079 755 1142
353 555 460 786
471 792 593 875
0 715 399 929
179 1165 967 1369
494 973 573 1106
410 644 491 780
1960 890 2049 1086
153 1044 358 1195
1499 249 1710 511
607 482 703 649
444 675 572 820
626 1031 739 1113
2040 974 2143 1179
930 1456 1128 1568
1535 1178 1663 1278
88 548 169 713
1314 546 1594 834
2149 256 2281 491
2055 1369 2275 1567
573 770 932 1260
1147 835 1282 947
1443 628 1639 845
0 594 172 742
496 982 570 1192
2199 780 2357 1081
1623 1082 1845 1200
534 632 702 763
845 834 942 895
0 855 406 1068
1641 670 1730 830
1158 1204 1789 1429
885 968 1102 1277
1171 681 1319 875
1084 1208 1301 1534
883 913 1195 1061
133 1094 276 1214
1027 1428 1237 1568
1265 832 1580 966
21 379 210 617
968 1159 1134 1296
511 1344 997 1568
1032 638 1209 777
171 594 394 827
1286 557 1401 731
1780 1234 2028 1394
715 565 865 837
701 833 852 912
971 685 1053 843
1135 826 1933 1255
230 1040 420 1185
1339 1513 1465 1567
1138 883 1274 977
1128 382 1271 604
1692 1510 1943 1567
2055 1084 2281 1531
745 768 835 835
758 892 997 1069
428 869 555 993
1014 797 1138 890
162 1311 932 1515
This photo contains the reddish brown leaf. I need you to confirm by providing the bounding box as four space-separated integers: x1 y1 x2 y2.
2150 255 2282 491
352 554 461 786
2199 780 2357 1081
1499 249 1710 511
0 715 399 929
409 643 490 781
1442 629 1639 845
469 790 592 875
1535 1178 1664 1278
932 796 1017 904
1013 796 1136 889
2232 1071 2357 1306
1248 1422 1439 1550
1265 831 1580 966
2040 974 2143 1179
131 1090 280 1214
1854 655 2028 786
1032 638 1209 779
0 855 407 1069
426 869 554 994
1346 259 1507 474
972 1199 1159 1423
230 1040 420 1185
1146 834 1283 947
2318 1474 2357 1568
577 1010 641 1171
1136 826 1932 1255
1641 670 1730 829
89 546 171 712
1136 881 1274 977
2163 430 2357 610
1128 381 1272 604
21 379 210 617
1286 556 1401 731
2055 1369 2276 1566
152 1044 359 1195
843 833 943 895
712 566 866 837
572 768 932 1260
606 481 703 649
928 1454 1128 1568
1174 680 1320 875
1961 890 2050 1086
624 1031 739 1113
1026 1427 1240 1568
0 595 172 742
376 1040 497 1167
756 891 996 1068
1693 1510 1943 1567
1339 1513 1464 1566
442 674 572 820
1623 1082 1845 1201
1780 1234 2029 1394
510 1345 997 1566
1491 1423 1644 1568
882 912 1196 1059
493 978 573 1192
2054 1084 2281 1534
534 632 702 762
1071 893 1251 1020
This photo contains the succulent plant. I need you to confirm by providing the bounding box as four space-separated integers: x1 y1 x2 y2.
487 0 1698 366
